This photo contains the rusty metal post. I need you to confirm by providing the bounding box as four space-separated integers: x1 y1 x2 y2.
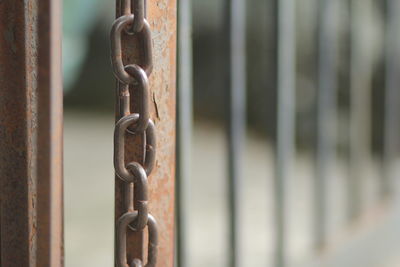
0 2 36 265
0 0 63 266
114 0 177 266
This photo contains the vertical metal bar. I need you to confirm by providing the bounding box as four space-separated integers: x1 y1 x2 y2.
383 0 400 197
348 0 373 220
114 1 177 266
275 0 296 266
0 0 63 266
315 0 338 249
349 0 363 220
223 0 247 266
36 0 64 266
0 2 37 265
176 0 193 265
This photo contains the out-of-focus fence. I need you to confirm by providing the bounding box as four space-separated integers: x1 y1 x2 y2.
176 0 400 267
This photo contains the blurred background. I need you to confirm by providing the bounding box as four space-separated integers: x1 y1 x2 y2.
63 0 400 266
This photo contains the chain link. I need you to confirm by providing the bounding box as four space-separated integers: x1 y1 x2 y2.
111 0 158 266
111 15 153 84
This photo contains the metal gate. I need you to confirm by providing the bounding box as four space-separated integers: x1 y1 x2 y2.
0 0 176 266
1 0 400 267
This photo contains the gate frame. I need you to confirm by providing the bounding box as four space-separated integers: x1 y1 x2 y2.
0 0 63 266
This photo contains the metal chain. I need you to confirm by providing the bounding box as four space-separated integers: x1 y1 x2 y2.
111 0 158 266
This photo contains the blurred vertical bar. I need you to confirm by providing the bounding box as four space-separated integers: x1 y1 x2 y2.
176 0 193 265
348 0 373 219
315 0 338 249
383 0 400 196
223 0 247 266
275 0 296 265
36 0 64 265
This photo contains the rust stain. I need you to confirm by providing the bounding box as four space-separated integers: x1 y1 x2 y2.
153 92 161 120
147 1 177 266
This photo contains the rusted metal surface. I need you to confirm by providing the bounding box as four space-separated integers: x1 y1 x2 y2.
0 1 37 265
0 0 63 266
114 0 176 266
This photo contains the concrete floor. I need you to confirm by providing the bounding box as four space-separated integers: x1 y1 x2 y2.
64 111 400 267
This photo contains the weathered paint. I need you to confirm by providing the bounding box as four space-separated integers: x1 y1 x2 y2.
115 0 176 266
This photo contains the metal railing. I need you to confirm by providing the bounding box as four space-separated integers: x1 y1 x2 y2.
176 0 400 267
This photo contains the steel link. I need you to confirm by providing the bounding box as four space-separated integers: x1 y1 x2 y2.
111 15 153 84
117 212 158 267
131 259 143 267
122 0 145 33
111 0 158 265
114 116 156 182
118 83 131 117
123 0 132 15
127 162 149 230
131 0 145 32
125 64 150 132
143 119 156 175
